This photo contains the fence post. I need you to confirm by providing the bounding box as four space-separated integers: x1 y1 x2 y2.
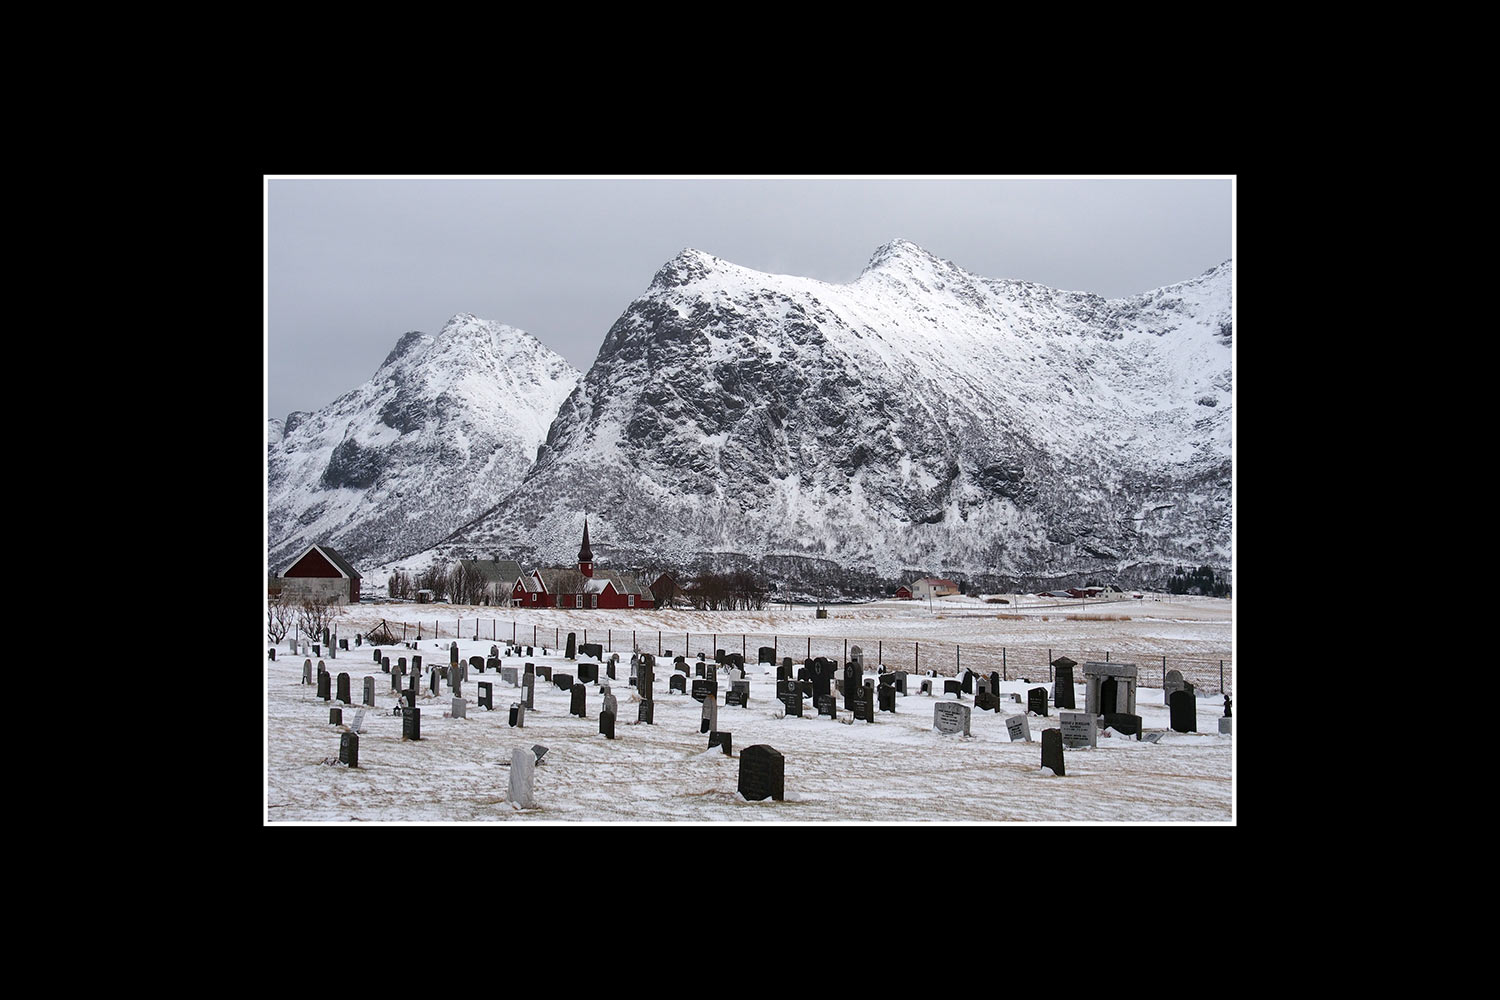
915 641 919 673
1220 660 1224 693
844 638 848 664
807 637 811 660
956 644 960 674
1002 647 1006 681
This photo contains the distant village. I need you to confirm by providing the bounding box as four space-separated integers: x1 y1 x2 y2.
271 518 1159 613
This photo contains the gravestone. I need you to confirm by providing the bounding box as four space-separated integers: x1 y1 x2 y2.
850 645 864 670
1028 687 1048 716
816 694 836 717
943 680 963 698
356 635 362 647
670 674 686 695
1219 717 1233 735
579 663 597 684
878 685 897 713
1005 713 1031 742
894 671 907 695
450 643 459 665
879 672 895 687
478 681 493 710
1041 729 1065 776
538 665 552 682
451 674 462 698
1163 669 1186 705
691 679 716 703
638 699 654 725
1103 713 1142 738
1060 711 1097 748
502 666 519 686
313 644 320 657
339 731 358 768
402 706 421 741
382 655 392 673
317 672 331 701
976 675 990 697
1053 661 1076 710
524 662 535 676
411 655 421 672
975 691 997 712
759 646 776 664
570 683 587 718
566 632 577 660
469 655 484 676
391 669 402 692
933 702 971 736
738 745 784 801
429 669 441 695
778 685 803 718
451 697 466 720
638 663 654 696
362 676 375 707
1169 690 1197 733
602 692 618 718
486 657 499 673
701 696 718 733
844 663 861 709
726 683 748 708
554 672 573 691
920 679 932 696
709 730 732 756
268 648 276 661
1083 662 1139 717
599 710 615 739
329 707 343 726
961 669 973 695
491 645 499 658
850 686 874 723
302 660 313 685
350 709 365 733
508 703 525 728
509 746 535 808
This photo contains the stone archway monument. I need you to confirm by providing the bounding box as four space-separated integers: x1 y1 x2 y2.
1083 661 1138 717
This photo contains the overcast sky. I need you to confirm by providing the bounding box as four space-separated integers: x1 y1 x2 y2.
265 176 1233 421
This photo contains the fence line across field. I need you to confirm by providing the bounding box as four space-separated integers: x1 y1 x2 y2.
317 616 1232 696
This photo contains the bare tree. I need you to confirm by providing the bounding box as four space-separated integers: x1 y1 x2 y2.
267 593 294 644
296 594 345 643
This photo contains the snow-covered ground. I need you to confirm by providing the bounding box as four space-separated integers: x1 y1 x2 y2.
264 594 1233 824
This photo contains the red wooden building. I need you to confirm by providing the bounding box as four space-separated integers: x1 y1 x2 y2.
280 543 362 604
507 519 655 610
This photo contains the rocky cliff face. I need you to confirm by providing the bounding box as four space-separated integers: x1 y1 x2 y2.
442 241 1232 588
267 314 580 572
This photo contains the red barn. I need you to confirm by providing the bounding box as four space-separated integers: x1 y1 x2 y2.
280 544 362 604
894 585 913 600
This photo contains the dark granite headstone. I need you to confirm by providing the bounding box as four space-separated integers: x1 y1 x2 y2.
508 703 523 727
961 670 974 695
570 683 586 718
450 643 459 666
522 674 535 710
709 730 732 756
554 672 573 690
402 706 421 741
726 683 748 708
844 664 861 709
578 662 597 684
599 710 615 739
1169 690 1197 733
486 656 499 673
1223 693 1232 718
759 646 776 664
411 655 421 672
1028 687 1048 716
302 660 313 684
566 632 577 660
944 680 963 697
878 685 897 713
329 707 343 726
778 686 803 717
478 681 493 710
850 686 874 722
1041 728 1065 775
339 730 358 767
975 691 997 712
362 676 375 707
317 672 331 701
1053 663 1076 709
638 699 654 724
691 679 716 703
816 694 837 717
670 674 686 694
1103 712 1142 738
920 679 933 696
738 745 784 801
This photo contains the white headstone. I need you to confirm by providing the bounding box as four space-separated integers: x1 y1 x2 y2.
933 702 971 736
509 746 535 808
452 697 466 719
1060 711 1097 748
1005 713 1031 742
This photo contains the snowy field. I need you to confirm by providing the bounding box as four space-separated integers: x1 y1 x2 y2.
264 595 1234 824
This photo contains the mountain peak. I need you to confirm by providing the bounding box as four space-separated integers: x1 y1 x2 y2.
648 247 722 290
861 238 939 274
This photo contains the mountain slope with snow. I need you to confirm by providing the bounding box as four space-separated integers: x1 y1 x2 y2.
267 315 580 572
443 241 1232 587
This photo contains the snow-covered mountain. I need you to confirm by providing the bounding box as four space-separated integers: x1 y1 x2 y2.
267 315 580 572
441 240 1232 588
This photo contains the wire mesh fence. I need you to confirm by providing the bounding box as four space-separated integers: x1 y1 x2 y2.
320 616 1232 695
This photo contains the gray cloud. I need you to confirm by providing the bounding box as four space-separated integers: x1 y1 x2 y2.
266 176 1232 421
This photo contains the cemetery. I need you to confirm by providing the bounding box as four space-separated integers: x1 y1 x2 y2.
266 597 1233 823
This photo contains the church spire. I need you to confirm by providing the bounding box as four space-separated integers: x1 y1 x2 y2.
578 516 594 577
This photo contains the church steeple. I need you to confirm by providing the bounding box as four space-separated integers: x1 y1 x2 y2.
578 516 594 578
